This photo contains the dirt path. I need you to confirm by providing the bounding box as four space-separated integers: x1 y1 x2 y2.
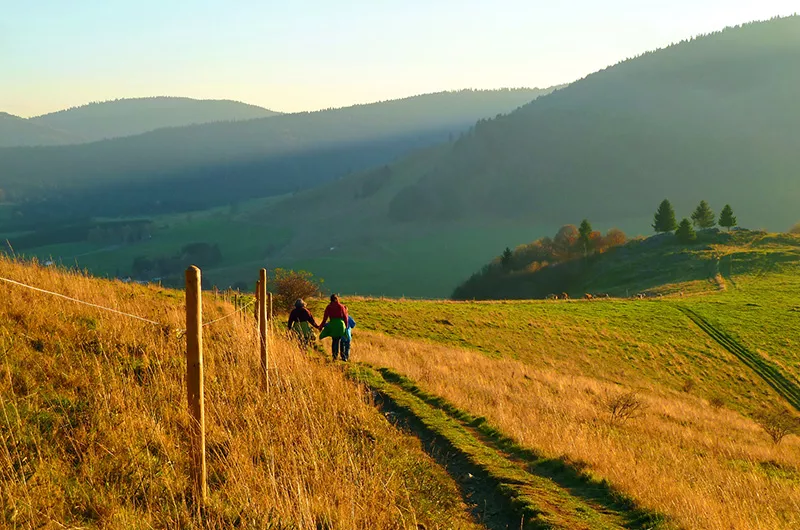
348 364 669 530
679 306 800 411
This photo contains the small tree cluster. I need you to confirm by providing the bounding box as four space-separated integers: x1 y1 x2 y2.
653 200 738 237
494 224 628 273
271 269 323 312
789 222 800 235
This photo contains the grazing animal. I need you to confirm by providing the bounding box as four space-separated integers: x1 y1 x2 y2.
584 293 593 300
546 293 558 300
561 292 570 300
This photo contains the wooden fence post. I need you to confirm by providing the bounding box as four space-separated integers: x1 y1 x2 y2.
185 265 207 506
267 292 273 323
259 269 269 390
254 280 260 322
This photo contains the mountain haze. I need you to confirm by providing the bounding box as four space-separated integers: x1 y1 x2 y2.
0 89 553 223
0 112 82 147
28 96 280 143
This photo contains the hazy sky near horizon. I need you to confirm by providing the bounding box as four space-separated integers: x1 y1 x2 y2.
2 1 797 117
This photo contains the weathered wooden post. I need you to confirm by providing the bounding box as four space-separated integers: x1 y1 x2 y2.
185 266 207 506
259 268 269 389
267 292 273 323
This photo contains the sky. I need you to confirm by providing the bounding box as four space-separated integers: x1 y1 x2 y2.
2 0 798 117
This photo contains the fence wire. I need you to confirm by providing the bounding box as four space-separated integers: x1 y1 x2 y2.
0 276 253 330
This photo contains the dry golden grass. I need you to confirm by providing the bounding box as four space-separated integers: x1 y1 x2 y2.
355 331 800 530
0 257 480 529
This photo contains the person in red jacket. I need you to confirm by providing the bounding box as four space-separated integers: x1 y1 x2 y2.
319 293 350 360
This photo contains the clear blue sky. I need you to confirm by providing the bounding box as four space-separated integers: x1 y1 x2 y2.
2 0 797 117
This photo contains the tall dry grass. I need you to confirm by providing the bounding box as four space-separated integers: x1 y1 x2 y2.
355 331 800 530
0 258 478 529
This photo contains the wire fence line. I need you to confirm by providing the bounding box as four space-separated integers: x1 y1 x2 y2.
0 275 254 331
202 299 255 328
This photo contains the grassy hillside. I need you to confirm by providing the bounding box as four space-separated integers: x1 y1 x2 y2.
453 229 800 300
0 257 481 528
0 88 552 224
238 16 800 297
329 260 800 529
29 97 279 143
0 112 82 147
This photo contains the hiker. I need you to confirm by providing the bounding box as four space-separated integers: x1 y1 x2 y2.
287 299 320 346
339 315 356 362
319 293 350 360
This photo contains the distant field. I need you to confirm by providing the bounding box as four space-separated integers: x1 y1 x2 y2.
3 198 290 288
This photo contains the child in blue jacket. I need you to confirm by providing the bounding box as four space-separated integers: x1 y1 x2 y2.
340 315 356 361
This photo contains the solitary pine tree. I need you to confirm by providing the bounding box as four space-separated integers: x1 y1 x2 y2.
719 204 737 231
675 218 697 243
652 199 678 233
691 200 716 229
578 219 593 256
500 247 513 269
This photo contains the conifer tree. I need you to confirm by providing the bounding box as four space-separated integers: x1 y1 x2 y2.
675 218 697 243
500 247 513 269
652 199 678 233
719 204 737 231
578 219 593 256
691 200 716 229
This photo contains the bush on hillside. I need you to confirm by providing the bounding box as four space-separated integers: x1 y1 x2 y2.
604 390 647 426
272 268 323 312
755 408 800 444
789 222 800 235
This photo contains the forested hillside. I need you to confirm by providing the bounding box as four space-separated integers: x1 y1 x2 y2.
29 97 279 143
382 16 800 231
0 112 82 147
0 89 551 225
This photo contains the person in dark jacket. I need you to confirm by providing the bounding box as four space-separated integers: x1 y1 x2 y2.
319 294 349 360
287 299 319 345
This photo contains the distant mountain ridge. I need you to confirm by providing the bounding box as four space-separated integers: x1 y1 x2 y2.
0 112 83 147
25 96 280 144
0 88 554 223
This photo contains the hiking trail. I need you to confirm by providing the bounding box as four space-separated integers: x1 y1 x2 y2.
347 363 669 530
